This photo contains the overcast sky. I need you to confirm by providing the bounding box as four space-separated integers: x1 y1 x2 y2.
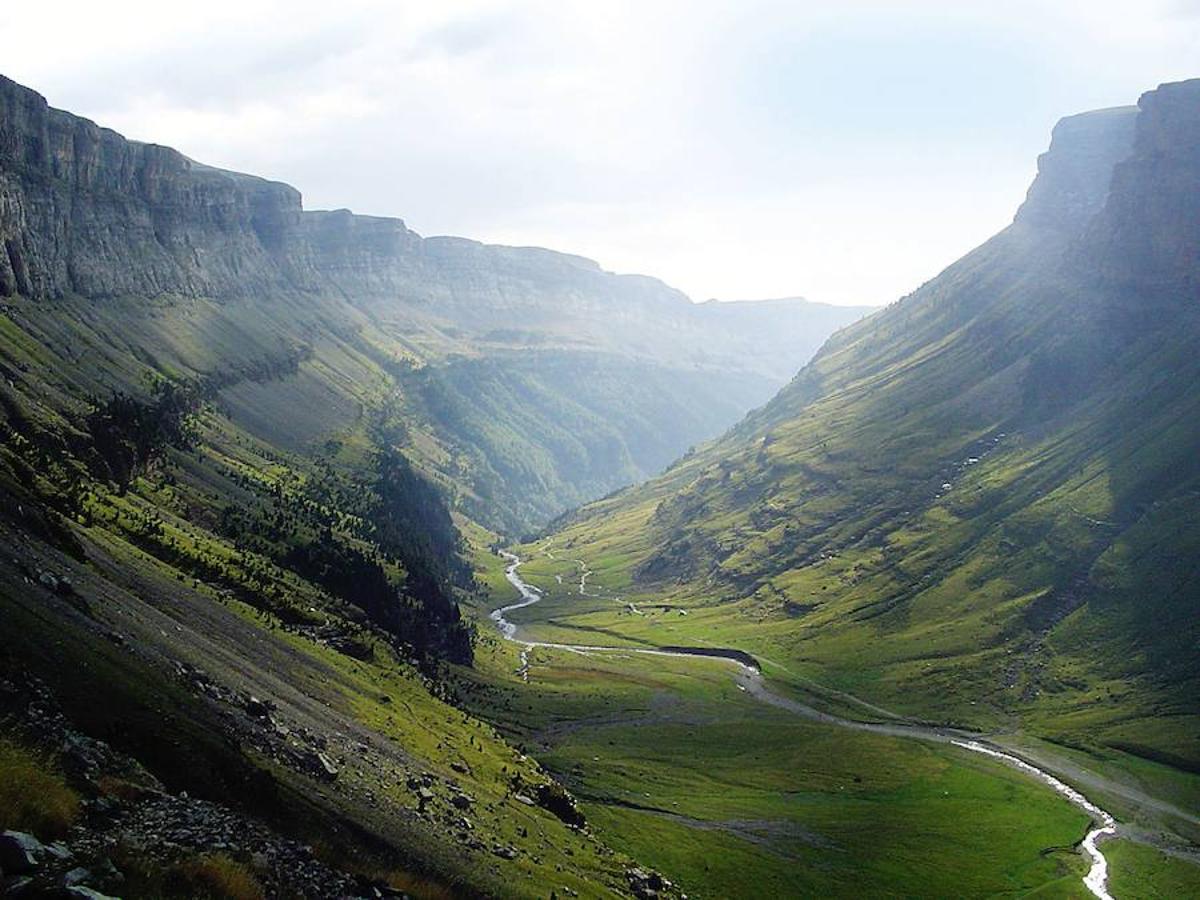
3 1 1198 306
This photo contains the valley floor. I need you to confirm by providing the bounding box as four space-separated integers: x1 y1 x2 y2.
456 538 1200 899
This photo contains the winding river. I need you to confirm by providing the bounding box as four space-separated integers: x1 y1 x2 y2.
492 552 1119 899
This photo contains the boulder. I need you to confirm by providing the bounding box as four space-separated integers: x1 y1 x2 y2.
626 867 665 900
62 867 93 886
306 750 338 781
244 695 272 719
0 831 43 874
534 782 586 828
64 888 120 900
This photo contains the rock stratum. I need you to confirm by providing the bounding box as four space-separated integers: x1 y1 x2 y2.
0 74 863 379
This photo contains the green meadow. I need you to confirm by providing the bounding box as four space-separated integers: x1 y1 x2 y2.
454 540 1124 898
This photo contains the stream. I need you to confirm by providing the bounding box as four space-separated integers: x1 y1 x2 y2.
491 552 1119 900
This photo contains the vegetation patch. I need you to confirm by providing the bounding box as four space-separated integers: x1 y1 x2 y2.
0 736 81 839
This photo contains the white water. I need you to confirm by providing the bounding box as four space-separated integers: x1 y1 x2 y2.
952 740 1117 899
492 552 1119 899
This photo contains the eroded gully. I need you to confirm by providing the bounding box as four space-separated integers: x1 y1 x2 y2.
491 552 1120 900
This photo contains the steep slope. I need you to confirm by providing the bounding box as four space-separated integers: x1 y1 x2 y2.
0 67 872 662
0 73 868 537
535 81 1200 768
396 293 870 533
0 71 866 895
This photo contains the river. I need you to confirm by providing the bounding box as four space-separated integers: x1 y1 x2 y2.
491 551 1119 900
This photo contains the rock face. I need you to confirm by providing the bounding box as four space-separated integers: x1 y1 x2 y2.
0 74 868 381
1013 105 1138 234
0 75 304 300
1084 78 1200 301
1012 78 1200 305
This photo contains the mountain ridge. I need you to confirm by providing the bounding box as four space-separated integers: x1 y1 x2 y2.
0 73 866 374
528 78 1200 769
0 71 870 537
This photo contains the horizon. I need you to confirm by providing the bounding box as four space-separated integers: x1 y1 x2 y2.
3 1 1197 307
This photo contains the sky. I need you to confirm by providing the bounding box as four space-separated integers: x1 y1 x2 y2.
2 1 1198 306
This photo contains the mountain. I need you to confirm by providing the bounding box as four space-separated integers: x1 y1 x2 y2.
535 80 1200 769
0 67 873 658
0 71 871 896
0 74 869 537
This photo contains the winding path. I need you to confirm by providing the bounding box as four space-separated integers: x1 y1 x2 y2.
492 551 1121 899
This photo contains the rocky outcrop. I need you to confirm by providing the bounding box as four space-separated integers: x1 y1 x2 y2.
0 73 867 382
1013 105 1137 234
1083 78 1200 301
0 75 306 300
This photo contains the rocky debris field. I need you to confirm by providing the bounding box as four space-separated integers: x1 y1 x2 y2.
0 674 401 899
0 532 681 900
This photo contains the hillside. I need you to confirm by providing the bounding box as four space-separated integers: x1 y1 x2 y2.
0 73 868 536
527 80 1200 771
0 71 868 897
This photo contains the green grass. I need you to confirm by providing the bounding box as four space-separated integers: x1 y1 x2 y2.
454 541 1102 898
469 643 1094 898
523 224 1200 795
1105 840 1200 899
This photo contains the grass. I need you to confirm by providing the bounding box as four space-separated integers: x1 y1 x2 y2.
0 280 672 896
1104 840 1200 899
458 520 1200 897
112 849 266 900
545 673 1090 897
454 540 1102 898
0 513 642 899
520 228 1200 798
0 737 81 839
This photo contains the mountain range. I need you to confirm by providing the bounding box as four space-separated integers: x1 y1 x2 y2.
1 68 1199 899
0 72 867 897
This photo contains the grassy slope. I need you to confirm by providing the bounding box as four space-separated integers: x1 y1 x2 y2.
0 512 646 898
0 287 656 895
397 351 780 535
1104 841 1200 898
0 178 825 895
524 220 1200 778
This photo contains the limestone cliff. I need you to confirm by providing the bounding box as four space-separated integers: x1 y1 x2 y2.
1013 105 1137 234
0 74 868 384
0 72 872 533
1085 78 1200 301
